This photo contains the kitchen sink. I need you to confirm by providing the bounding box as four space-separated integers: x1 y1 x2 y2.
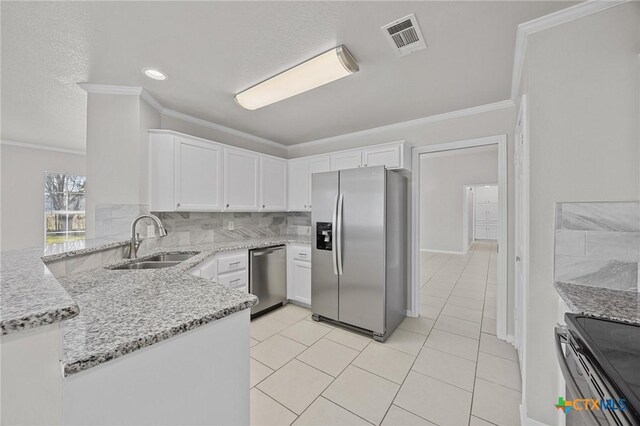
143 253 198 262
113 261 181 270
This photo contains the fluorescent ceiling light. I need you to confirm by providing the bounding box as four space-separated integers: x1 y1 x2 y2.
143 68 167 80
235 45 359 110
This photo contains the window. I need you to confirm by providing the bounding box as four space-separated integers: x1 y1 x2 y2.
44 172 86 245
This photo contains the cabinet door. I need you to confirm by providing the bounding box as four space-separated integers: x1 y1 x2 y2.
223 148 259 211
330 151 362 171
475 225 487 240
174 137 223 211
260 156 287 211
288 160 309 211
149 133 176 211
485 204 499 221
475 186 498 204
308 156 331 211
362 145 400 169
292 260 311 305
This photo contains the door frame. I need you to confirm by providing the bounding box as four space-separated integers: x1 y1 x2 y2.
514 95 529 404
410 135 508 340
462 183 498 253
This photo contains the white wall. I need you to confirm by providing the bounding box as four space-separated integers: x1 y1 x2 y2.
85 95 160 237
420 146 498 253
522 2 640 423
0 144 86 250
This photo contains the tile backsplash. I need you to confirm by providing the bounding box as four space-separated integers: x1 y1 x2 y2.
554 202 640 291
136 211 311 254
95 203 149 239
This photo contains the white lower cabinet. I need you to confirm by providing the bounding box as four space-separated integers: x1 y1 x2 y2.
188 249 248 292
286 244 311 306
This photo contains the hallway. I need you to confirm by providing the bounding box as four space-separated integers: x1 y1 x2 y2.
419 241 521 425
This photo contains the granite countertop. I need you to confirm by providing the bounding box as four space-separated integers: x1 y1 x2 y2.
1 238 131 336
555 281 640 325
59 235 310 375
0 248 80 335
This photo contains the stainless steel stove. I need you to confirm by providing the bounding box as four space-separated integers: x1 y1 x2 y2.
556 314 640 425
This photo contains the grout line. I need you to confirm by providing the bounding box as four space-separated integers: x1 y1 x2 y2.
467 241 495 425
386 246 477 424
252 387 299 422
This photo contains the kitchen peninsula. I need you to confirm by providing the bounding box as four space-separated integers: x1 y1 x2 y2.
0 235 306 425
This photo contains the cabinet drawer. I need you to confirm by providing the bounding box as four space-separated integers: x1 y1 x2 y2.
217 253 247 274
217 269 247 291
292 246 311 262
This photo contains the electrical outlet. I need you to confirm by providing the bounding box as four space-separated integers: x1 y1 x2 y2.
228 221 235 231
147 225 156 237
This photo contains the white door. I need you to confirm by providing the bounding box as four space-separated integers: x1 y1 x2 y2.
292 260 311 305
174 137 223 211
362 145 400 168
308 156 331 210
515 96 529 378
223 148 259 211
330 151 361 171
288 160 309 211
260 156 287 211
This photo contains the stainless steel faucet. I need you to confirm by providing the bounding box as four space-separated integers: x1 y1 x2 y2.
130 214 168 258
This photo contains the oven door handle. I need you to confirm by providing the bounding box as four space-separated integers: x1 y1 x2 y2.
555 325 601 425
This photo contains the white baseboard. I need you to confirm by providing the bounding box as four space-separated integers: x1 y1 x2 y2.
520 404 550 426
420 248 466 255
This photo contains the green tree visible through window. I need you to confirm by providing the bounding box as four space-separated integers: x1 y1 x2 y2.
44 172 86 245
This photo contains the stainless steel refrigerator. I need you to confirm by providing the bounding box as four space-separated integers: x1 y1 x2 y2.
311 166 406 342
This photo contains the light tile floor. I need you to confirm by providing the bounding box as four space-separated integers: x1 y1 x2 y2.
250 241 521 425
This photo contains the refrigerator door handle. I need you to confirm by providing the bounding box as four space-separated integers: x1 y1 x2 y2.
337 193 344 275
332 195 339 275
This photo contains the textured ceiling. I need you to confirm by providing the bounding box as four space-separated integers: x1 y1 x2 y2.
1 1 575 151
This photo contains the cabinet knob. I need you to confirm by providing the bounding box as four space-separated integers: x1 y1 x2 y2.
176 203 180 207
304 205 307 208
226 204 230 208
262 205 265 208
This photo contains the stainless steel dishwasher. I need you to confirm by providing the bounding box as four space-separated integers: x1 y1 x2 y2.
249 245 286 317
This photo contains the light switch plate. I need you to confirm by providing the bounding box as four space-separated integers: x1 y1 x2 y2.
147 225 156 237
228 221 234 231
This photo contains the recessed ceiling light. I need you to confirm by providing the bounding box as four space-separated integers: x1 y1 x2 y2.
142 68 167 81
235 45 359 110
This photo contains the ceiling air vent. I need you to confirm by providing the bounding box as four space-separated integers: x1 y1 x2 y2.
381 14 427 57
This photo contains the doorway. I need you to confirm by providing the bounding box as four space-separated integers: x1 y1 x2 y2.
463 184 499 250
410 135 508 340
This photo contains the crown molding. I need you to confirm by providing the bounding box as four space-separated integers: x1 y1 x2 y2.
1 140 86 156
510 0 629 102
291 100 515 150
161 108 287 150
77 83 287 150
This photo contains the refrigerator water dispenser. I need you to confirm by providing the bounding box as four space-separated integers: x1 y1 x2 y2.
316 222 333 250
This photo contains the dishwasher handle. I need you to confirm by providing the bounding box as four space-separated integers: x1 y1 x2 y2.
251 246 285 257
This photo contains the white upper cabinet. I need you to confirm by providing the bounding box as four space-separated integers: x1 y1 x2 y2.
287 160 309 211
362 144 400 169
151 131 410 213
223 148 259 211
330 151 362 171
174 137 223 211
259 156 287 211
149 132 223 212
308 156 331 210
